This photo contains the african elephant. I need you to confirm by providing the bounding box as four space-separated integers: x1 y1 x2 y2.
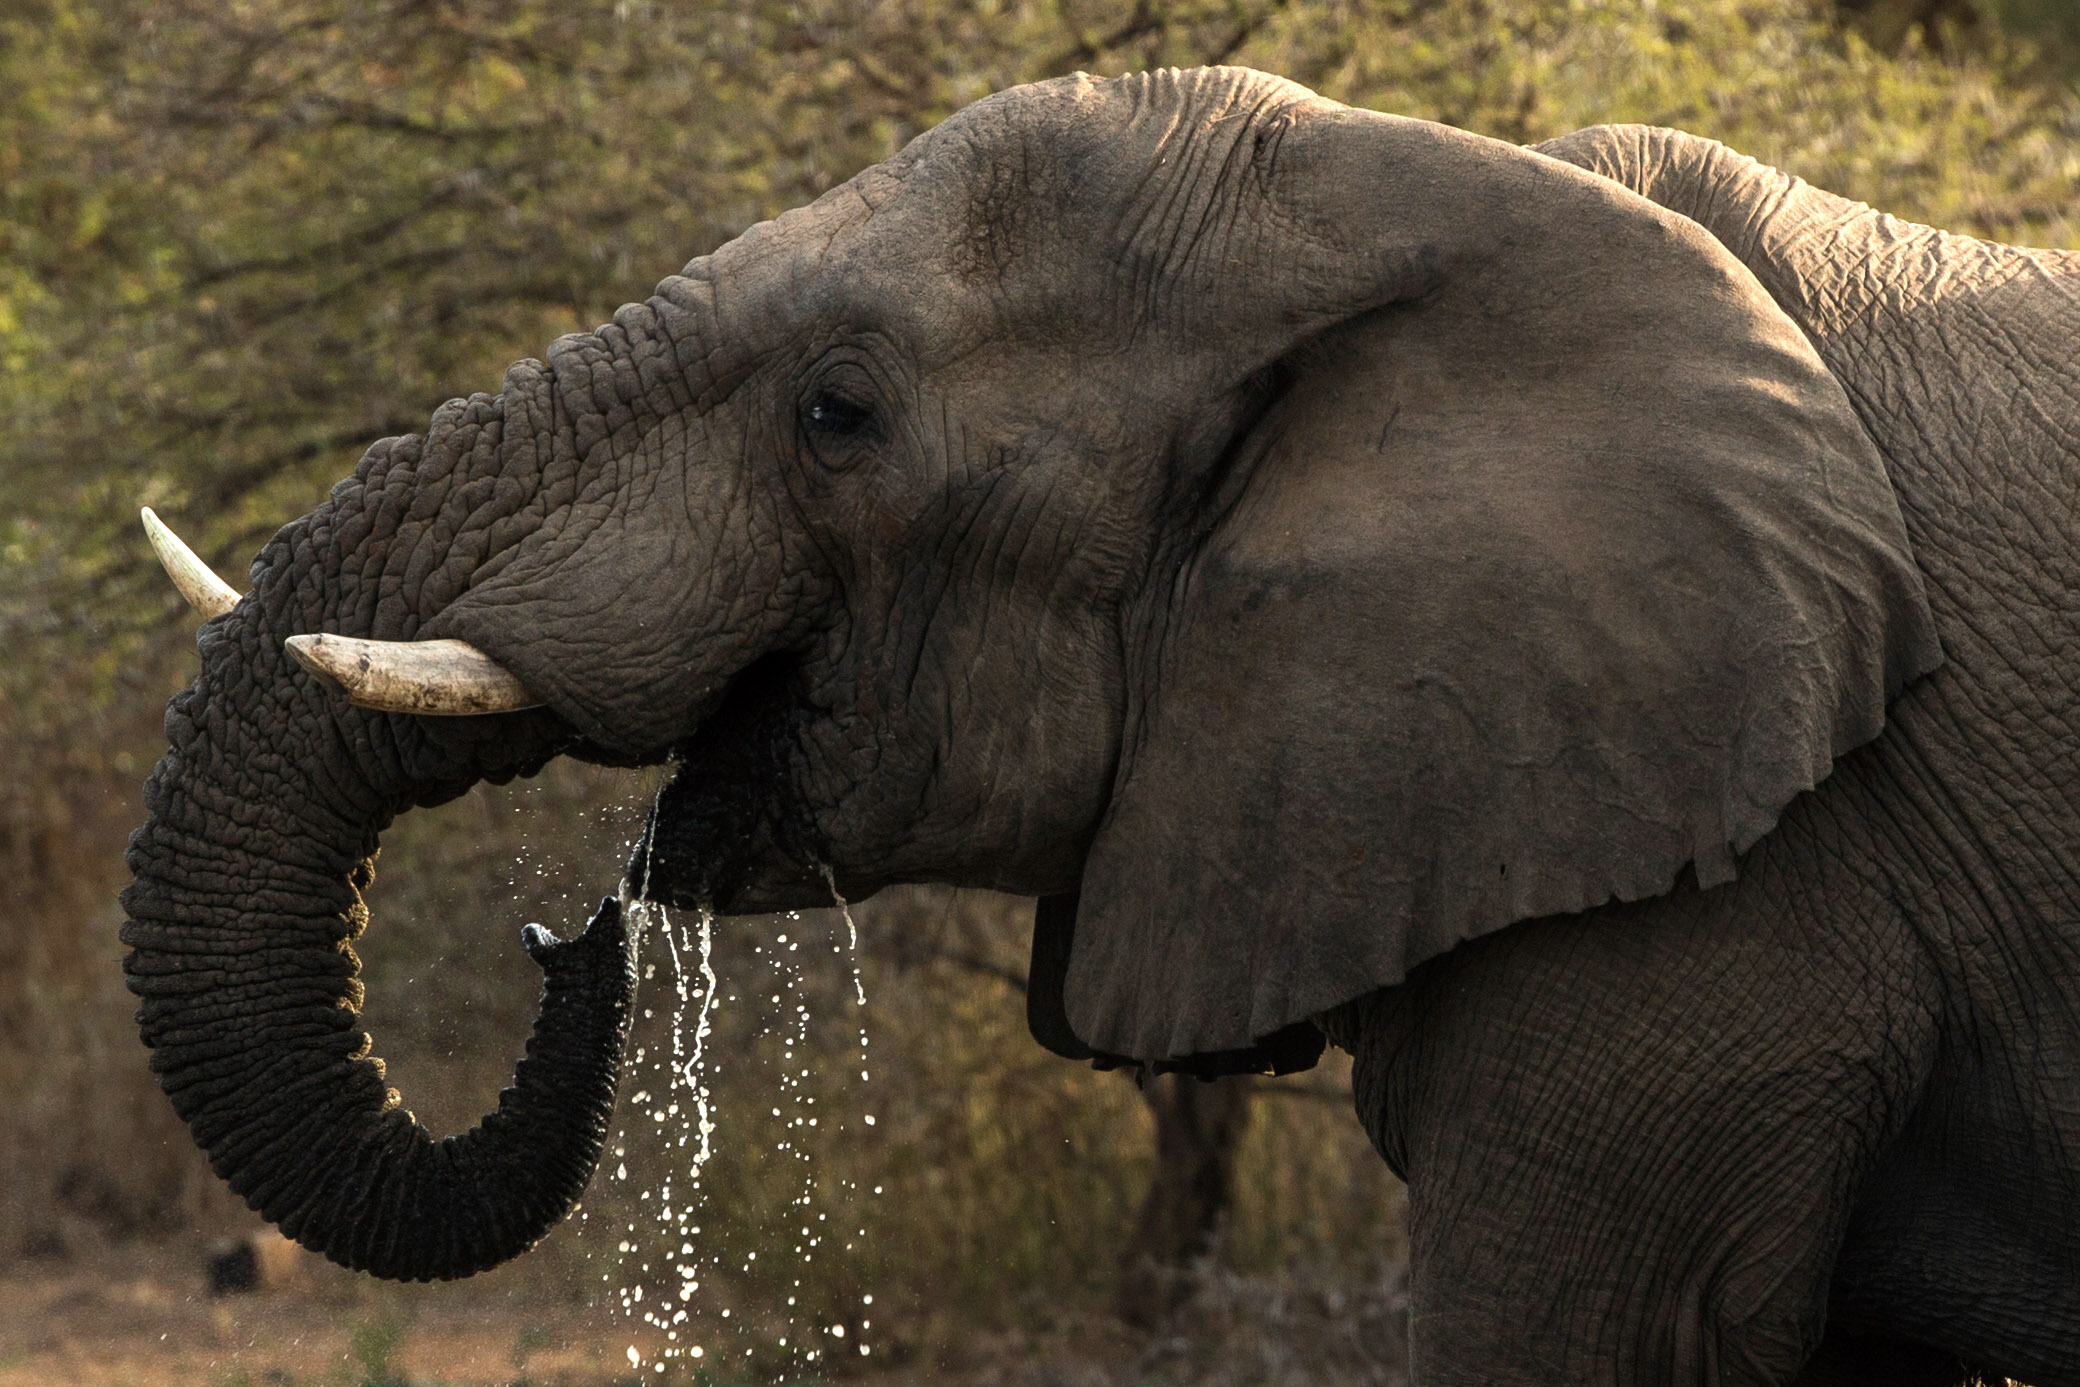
122 65 2080 1384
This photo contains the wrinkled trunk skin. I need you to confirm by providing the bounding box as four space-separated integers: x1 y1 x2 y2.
121 385 641 1281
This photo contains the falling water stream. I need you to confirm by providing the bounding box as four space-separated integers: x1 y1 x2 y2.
592 841 876 1381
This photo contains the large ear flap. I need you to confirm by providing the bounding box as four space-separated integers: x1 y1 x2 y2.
1055 103 1941 1067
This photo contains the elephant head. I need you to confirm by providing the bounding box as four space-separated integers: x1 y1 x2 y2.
123 67 1939 1279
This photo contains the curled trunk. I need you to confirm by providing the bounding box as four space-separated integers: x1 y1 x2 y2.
120 514 638 1281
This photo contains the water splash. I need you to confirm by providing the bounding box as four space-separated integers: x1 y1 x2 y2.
607 899 723 1375
600 850 879 1378
822 866 879 1365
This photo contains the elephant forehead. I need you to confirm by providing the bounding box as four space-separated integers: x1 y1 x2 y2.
676 172 991 362
683 68 1330 346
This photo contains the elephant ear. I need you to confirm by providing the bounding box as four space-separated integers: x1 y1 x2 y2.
1051 104 1942 1069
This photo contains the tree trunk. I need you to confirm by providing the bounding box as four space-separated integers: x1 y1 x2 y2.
1116 1073 1254 1328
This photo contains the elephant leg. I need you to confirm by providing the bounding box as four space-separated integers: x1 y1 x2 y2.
1787 1326 1981 1387
1322 832 1945 1385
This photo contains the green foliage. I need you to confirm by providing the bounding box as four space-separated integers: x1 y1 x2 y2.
351 1313 411 1387
1992 0 2080 42
1843 0 2080 51
3 0 2078 1354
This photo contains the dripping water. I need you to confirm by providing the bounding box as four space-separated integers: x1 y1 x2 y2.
823 865 879 1365
823 865 868 1009
611 898 720 1375
594 796 877 1377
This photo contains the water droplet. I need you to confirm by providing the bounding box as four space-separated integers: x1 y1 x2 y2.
605 869 880 1373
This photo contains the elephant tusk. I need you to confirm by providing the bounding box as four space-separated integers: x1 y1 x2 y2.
142 507 242 621
285 632 544 716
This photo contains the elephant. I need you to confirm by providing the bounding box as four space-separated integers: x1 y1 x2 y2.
120 64 2080 1385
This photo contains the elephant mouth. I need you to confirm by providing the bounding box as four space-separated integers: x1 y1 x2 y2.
623 653 837 916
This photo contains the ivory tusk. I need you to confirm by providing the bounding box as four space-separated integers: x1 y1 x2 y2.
142 508 242 621
286 633 543 715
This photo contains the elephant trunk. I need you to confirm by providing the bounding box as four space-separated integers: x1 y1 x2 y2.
119 553 638 1280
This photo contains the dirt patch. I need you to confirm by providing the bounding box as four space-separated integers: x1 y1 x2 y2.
0 1237 1407 1387
0 1241 630 1386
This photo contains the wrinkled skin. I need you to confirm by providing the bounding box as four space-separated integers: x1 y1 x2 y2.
122 67 2080 1383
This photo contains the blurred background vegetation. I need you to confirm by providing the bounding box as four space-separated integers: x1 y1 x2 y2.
2 0 2077 1378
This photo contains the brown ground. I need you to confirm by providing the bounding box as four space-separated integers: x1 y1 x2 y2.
0 1233 1406 1387
0 1234 1148 1387
0 1238 650 1387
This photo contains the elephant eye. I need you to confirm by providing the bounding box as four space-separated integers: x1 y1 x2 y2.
797 362 886 470
801 391 876 442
